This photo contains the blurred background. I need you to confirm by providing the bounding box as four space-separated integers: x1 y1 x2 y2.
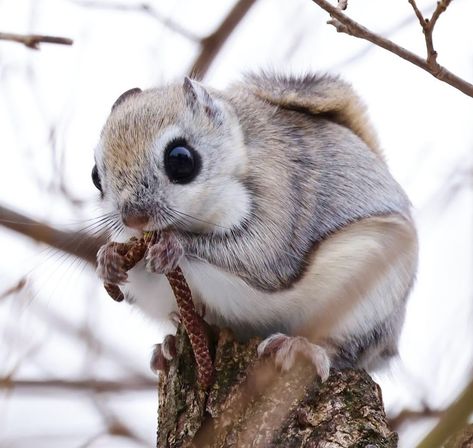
0 0 472 446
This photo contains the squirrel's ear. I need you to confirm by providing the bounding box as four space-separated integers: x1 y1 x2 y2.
183 77 222 123
112 87 142 111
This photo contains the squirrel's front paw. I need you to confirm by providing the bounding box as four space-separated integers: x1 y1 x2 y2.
96 242 128 284
145 232 184 274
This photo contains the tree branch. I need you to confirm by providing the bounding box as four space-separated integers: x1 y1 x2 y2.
69 0 258 80
444 423 473 448
0 278 27 301
188 0 258 79
0 378 155 393
408 0 452 66
0 32 73 50
408 0 427 27
389 405 444 431
430 0 452 29
417 378 473 448
0 204 103 264
310 0 473 98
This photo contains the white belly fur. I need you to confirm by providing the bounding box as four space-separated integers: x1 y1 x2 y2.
123 215 417 342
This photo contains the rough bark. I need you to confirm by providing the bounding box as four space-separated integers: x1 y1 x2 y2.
157 327 397 448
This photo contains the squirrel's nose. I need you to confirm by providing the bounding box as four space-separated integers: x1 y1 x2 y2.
122 211 150 230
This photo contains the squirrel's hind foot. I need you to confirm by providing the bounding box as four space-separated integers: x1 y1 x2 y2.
257 333 330 382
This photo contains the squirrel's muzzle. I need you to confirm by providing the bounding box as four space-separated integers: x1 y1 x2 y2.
121 205 150 230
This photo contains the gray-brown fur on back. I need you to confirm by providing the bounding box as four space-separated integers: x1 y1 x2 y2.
183 74 410 291
240 71 380 153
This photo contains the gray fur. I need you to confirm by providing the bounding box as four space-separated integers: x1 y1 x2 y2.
180 81 410 291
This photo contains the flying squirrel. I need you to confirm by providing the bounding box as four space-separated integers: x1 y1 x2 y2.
94 72 418 381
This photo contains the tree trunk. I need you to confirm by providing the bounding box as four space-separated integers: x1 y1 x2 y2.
157 326 397 448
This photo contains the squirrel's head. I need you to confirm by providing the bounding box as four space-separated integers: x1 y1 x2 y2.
93 78 251 238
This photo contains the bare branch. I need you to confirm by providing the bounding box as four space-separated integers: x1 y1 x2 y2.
188 0 258 79
408 0 427 26
310 0 473 98
408 0 452 66
444 424 473 447
0 278 27 301
0 206 154 377
389 405 444 430
0 32 73 50
430 0 452 28
417 378 473 448
330 6 435 70
92 397 149 446
0 204 104 264
31 299 150 378
0 377 155 393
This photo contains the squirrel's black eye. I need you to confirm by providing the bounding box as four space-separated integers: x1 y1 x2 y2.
164 144 200 184
91 165 102 192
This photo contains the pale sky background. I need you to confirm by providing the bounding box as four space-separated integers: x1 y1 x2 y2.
0 0 472 447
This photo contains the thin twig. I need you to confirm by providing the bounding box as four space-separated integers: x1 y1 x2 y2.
408 0 427 26
330 5 435 71
31 299 148 378
0 278 27 300
389 406 443 430
188 0 258 79
70 0 258 79
0 32 73 50
91 397 150 446
310 0 473 98
408 0 452 66
430 0 452 28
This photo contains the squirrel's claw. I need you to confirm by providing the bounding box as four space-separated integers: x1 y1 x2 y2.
150 334 177 374
257 333 331 382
